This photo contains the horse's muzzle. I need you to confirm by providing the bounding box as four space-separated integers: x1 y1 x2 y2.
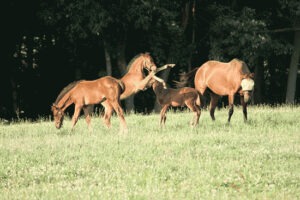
150 65 157 72
55 122 62 129
243 91 252 103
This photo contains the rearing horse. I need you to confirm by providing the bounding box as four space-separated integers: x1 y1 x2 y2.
177 58 254 122
51 53 171 133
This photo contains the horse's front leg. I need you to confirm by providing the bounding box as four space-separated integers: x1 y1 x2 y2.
102 101 113 129
186 100 200 127
71 104 82 130
83 105 92 132
135 71 156 91
209 92 220 121
228 94 235 123
193 106 201 127
110 101 128 134
156 64 176 73
240 95 248 122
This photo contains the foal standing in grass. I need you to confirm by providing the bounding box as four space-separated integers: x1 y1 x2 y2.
151 80 201 127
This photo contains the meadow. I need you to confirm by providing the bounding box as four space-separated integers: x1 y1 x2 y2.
0 105 299 199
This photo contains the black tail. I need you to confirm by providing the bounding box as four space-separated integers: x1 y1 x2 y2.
174 67 199 88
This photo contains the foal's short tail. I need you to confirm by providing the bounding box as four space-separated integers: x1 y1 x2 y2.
196 93 201 107
117 80 125 94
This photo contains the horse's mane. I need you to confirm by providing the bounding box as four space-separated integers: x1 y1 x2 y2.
230 58 251 74
126 52 152 71
54 80 83 104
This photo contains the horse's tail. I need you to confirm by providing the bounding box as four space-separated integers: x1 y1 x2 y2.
117 79 125 94
174 67 199 88
196 92 201 107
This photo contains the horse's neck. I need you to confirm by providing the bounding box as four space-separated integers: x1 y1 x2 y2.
120 59 144 99
125 59 143 75
153 83 165 96
56 91 72 111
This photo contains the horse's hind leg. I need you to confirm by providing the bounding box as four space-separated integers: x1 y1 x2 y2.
110 101 128 134
102 101 113 129
209 93 219 121
186 100 200 127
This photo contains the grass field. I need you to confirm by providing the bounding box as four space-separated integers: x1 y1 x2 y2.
0 105 299 199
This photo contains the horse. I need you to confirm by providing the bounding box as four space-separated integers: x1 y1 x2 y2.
177 58 254 123
51 53 173 133
151 79 201 127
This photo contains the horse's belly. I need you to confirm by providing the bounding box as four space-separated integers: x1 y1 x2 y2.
171 101 183 107
84 94 105 105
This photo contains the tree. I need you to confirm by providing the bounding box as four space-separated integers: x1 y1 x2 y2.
284 0 300 103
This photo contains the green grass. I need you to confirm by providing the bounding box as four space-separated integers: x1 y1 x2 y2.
0 105 299 199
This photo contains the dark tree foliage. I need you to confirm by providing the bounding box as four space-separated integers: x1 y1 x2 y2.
0 0 299 120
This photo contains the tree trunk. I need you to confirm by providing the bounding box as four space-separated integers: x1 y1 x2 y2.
253 58 264 104
286 21 300 104
10 77 19 119
181 2 190 31
116 41 134 113
75 67 82 80
103 40 112 76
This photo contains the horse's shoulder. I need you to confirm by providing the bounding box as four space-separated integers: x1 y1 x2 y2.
229 59 250 74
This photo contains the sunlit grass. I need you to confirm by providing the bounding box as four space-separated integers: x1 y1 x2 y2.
0 105 299 199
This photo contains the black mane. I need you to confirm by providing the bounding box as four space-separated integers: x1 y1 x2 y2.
54 80 84 104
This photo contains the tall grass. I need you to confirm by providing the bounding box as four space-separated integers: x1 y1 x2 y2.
0 105 299 199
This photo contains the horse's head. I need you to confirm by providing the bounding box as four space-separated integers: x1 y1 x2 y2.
142 53 157 72
148 76 167 90
51 104 64 129
240 73 255 103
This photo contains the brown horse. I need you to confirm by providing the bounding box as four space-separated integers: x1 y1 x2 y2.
177 58 254 122
51 53 170 133
51 77 126 132
152 80 201 127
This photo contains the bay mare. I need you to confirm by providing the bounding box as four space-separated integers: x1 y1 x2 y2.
178 58 254 122
51 53 169 133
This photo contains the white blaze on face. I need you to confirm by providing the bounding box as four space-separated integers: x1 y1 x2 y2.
241 78 254 91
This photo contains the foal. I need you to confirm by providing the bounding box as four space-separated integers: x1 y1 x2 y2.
152 80 201 127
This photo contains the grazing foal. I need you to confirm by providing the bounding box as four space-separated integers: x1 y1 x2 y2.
152 80 201 127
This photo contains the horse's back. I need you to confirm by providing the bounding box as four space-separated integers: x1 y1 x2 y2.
71 76 123 103
97 76 124 93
